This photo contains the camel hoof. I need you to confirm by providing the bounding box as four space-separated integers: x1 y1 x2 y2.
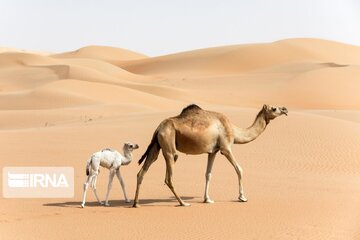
125 199 131 203
204 199 215 204
80 203 85 208
99 201 105 205
104 202 110 207
132 203 140 208
238 196 248 202
180 202 191 207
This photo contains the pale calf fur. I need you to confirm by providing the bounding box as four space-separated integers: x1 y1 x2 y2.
81 142 139 208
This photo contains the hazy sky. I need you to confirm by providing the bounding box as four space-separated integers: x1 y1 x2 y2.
1 0 360 56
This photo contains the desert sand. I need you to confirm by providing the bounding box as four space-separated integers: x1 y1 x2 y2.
0 38 360 239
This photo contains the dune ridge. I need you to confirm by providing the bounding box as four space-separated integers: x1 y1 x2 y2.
118 38 360 76
52 45 148 62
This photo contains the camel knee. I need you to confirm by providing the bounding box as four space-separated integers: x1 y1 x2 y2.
164 178 173 189
236 166 244 177
136 172 145 185
91 180 97 189
205 173 212 181
83 183 89 190
220 149 231 156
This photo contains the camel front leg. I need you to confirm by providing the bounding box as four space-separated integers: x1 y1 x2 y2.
204 151 217 203
104 169 116 206
222 149 247 202
164 152 190 207
116 170 130 203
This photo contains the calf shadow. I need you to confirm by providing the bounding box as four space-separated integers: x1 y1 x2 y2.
43 196 195 208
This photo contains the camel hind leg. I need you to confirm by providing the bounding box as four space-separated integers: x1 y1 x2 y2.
133 156 157 207
133 141 160 207
90 170 103 205
156 126 188 206
163 151 190 207
81 168 102 207
81 173 92 208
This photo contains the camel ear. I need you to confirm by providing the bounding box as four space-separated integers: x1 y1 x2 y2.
263 104 268 110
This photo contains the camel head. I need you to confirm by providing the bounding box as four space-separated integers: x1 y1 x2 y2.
121 142 139 166
123 142 140 152
262 104 288 121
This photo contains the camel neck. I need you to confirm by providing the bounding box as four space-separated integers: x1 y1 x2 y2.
233 109 268 144
122 151 133 165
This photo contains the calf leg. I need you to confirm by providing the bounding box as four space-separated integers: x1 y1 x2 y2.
90 170 103 205
104 169 116 206
116 170 130 203
81 174 94 208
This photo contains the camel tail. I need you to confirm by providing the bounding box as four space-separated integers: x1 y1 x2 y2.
138 128 161 165
86 158 92 176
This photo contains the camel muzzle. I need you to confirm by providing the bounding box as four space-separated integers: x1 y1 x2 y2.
281 107 288 116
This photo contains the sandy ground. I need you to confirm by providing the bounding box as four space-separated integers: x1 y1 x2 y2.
1 38 360 240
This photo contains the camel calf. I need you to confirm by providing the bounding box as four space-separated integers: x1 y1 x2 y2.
81 142 139 208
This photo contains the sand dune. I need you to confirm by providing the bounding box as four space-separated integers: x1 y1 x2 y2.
52 45 148 63
1 38 360 240
1 38 359 109
0 52 57 67
118 38 360 76
0 46 51 55
0 86 97 110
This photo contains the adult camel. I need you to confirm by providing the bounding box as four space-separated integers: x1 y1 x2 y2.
133 104 288 207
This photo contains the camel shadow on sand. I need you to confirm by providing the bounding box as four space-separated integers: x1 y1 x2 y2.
43 196 195 208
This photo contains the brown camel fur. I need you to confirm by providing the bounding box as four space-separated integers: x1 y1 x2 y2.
133 104 288 207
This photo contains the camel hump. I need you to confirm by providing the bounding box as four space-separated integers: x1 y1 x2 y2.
180 104 202 115
101 148 115 152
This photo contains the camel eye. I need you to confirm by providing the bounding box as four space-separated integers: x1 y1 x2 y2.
271 107 276 112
